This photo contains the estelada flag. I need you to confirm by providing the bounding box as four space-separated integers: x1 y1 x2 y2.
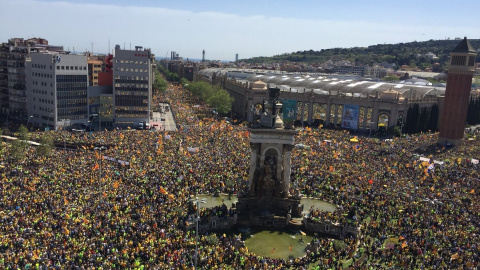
159 186 168 194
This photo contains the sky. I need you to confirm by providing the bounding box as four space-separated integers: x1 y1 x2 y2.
0 0 478 61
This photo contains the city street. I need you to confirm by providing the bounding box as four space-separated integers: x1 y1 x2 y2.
151 102 177 131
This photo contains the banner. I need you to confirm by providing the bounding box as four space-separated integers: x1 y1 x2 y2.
282 100 297 121
103 155 130 166
341 104 360 129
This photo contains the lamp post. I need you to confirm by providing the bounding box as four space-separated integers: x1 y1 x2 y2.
94 146 107 200
90 114 98 132
398 115 404 137
189 197 206 270
60 118 68 151
27 115 33 130
369 121 376 137
47 112 53 131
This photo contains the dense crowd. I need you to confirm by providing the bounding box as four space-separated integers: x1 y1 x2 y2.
0 85 479 269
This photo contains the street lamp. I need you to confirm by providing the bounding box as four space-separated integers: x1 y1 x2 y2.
27 115 33 130
369 121 376 137
189 197 206 270
90 114 98 132
47 112 53 131
94 146 107 200
60 118 68 151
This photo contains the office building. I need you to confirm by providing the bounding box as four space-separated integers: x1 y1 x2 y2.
26 51 88 130
113 45 153 128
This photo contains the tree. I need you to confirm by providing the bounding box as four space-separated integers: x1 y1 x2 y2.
207 88 234 114
405 104 420 134
180 78 189 86
37 132 54 156
18 125 29 141
153 69 167 94
427 104 439 131
184 82 234 115
418 107 428 132
10 125 29 162
382 75 399 82
185 81 214 101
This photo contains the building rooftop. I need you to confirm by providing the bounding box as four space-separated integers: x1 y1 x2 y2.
451 37 476 53
197 68 445 99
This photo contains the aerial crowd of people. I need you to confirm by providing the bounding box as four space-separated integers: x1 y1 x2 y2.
0 84 479 269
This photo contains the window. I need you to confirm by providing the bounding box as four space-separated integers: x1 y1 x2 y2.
451 55 466 66
66 66 69 70
468 56 475 67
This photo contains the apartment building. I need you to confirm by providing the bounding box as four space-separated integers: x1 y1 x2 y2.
26 52 88 130
113 45 153 128
87 58 103 86
0 38 51 120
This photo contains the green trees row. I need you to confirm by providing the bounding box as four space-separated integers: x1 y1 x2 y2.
403 104 439 134
153 69 168 94
242 39 480 73
400 97 480 135
157 64 180 83
2 125 55 162
155 62 234 115
467 96 480 125
183 81 233 115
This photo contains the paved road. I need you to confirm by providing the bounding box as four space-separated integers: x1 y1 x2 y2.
151 103 177 131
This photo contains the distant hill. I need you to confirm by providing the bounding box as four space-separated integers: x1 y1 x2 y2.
241 39 480 72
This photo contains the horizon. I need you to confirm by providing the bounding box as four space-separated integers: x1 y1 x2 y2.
1 0 478 61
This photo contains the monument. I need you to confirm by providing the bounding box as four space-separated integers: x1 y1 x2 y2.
438 37 477 146
236 86 303 228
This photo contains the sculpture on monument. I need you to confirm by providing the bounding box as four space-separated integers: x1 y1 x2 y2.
236 86 303 227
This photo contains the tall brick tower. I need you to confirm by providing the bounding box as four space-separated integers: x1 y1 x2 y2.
438 37 477 146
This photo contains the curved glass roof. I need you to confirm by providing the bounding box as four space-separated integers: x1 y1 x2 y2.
197 68 446 99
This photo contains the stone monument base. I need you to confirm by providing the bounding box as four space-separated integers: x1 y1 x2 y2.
235 196 303 228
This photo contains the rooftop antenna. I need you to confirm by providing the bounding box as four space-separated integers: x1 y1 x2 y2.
91 42 97 54
108 39 110 55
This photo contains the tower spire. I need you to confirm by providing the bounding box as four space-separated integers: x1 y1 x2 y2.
438 37 477 146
